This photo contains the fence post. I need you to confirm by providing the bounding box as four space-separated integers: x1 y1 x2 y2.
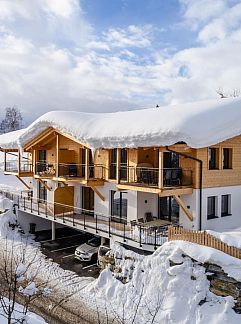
84 210 86 229
45 201 48 218
96 213 98 233
109 216 111 237
73 211 75 226
63 208 65 223
123 221 126 242
139 225 142 247
154 227 157 250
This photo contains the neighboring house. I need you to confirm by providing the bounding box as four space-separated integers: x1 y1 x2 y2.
0 98 241 251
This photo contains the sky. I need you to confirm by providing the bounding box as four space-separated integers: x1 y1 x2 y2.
0 0 241 124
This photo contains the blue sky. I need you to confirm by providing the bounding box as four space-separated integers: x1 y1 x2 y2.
0 0 241 123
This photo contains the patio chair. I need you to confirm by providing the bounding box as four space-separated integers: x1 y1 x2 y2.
144 212 153 222
171 168 182 186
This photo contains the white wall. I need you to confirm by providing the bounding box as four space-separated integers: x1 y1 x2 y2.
137 192 158 220
179 191 198 230
94 182 138 221
201 185 241 231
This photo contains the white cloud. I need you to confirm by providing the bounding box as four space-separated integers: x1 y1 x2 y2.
0 0 241 124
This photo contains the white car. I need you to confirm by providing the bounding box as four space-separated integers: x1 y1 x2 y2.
75 236 101 262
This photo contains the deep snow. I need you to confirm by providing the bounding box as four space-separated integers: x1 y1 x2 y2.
0 98 241 150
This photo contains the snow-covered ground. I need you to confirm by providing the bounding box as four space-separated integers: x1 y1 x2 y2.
84 242 241 324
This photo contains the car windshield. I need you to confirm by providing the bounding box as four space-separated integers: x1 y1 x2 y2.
87 237 100 247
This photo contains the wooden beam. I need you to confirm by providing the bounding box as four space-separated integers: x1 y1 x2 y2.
4 151 6 172
85 148 89 181
24 128 54 150
18 150 21 174
90 186 105 201
159 187 193 197
116 148 121 184
38 178 52 191
174 194 193 221
56 134 59 177
15 176 31 190
158 149 163 189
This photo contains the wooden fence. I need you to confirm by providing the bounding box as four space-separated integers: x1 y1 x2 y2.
168 226 241 259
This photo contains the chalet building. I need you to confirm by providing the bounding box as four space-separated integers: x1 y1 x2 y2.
0 98 241 251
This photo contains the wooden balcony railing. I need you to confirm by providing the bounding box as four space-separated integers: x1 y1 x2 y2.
35 162 107 180
119 166 193 188
5 161 33 174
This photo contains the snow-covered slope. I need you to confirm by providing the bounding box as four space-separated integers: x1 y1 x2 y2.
85 242 241 324
0 97 241 150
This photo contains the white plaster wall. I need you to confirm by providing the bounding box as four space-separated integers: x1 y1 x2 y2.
201 185 241 231
179 191 198 230
94 182 138 221
18 210 52 232
137 192 158 220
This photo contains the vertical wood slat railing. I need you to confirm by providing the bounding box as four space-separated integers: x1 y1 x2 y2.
168 226 241 259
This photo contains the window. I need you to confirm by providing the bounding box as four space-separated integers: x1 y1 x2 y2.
208 148 219 170
110 190 127 223
38 181 47 201
207 196 218 219
223 148 232 169
221 194 231 217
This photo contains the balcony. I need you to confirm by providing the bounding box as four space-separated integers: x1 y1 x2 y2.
4 161 33 177
2 191 169 252
35 162 106 184
118 166 193 192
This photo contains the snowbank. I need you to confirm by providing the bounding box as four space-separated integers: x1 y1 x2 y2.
85 241 241 323
1 98 241 150
207 229 241 249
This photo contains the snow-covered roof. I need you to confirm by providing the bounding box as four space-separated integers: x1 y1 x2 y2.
1 97 241 150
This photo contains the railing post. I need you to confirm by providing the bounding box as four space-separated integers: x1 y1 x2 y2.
63 208 65 223
45 201 48 218
84 210 86 229
139 225 142 247
123 221 126 242
96 213 98 233
37 201 40 215
17 196 19 209
23 197 26 211
73 211 75 226
154 227 157 250
109 216 111 237
30 197 33 213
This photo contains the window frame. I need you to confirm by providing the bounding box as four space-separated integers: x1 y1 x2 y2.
222 148 232 170
221 194 231 217
208 147 219 170
207 196 218 220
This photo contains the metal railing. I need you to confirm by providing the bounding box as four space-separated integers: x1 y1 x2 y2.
0 190 168 249
119 166 193 187
5 161 33 173
35 162 106 180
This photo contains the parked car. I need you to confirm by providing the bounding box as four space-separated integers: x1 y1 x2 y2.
75 236 101 262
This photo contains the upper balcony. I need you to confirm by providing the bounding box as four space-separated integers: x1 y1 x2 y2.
35 161 106 185
4 160 33 177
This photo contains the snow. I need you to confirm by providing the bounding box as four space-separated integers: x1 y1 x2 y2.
0 298 46 324
207 229 241 249
85 241 241 323
1 98 241 150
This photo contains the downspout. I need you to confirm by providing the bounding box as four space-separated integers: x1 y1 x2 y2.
165 146 203 231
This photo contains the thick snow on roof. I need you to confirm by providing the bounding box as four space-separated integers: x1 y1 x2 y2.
1 97 241 150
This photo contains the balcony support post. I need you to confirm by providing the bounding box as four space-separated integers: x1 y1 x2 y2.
85 148 89 181
158 149 163 189
56 134 59 177
52 221 56 241
116 148 121 184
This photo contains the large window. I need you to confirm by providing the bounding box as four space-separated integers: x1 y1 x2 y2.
110 190 127 223
221 194 231 217
38 181 47 202
207 196 217 219
223 148 232 169
208 148 219 170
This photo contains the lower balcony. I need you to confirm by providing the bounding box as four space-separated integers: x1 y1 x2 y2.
4 191 171 251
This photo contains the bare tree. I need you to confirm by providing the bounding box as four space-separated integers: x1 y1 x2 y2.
216 87 240 99
0 107 23 134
